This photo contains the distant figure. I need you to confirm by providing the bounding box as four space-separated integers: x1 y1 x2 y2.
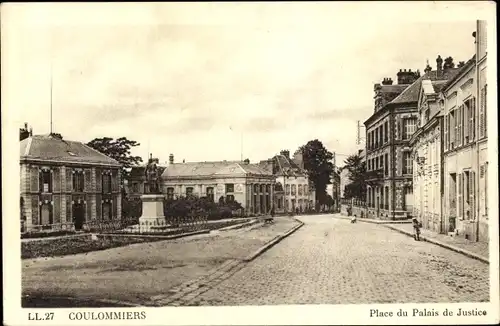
412 217 422 241
350 216 357 223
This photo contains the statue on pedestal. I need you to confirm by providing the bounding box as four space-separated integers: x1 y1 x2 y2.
145 156 161 194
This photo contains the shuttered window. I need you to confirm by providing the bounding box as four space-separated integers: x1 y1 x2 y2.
444 114 448 151
457 105 463 146
457 172 463 218
485 163 488 216
469 171 475 220
469 97 476 141
30 167 39 192
479 86 487 138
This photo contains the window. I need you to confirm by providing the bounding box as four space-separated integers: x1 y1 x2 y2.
384 122 388 143
186 187 194 196
291 185 296 195
39 170 52 193
225 183 234 193
102 174 111 194
206 187 214 201
403 118 417 140
285 184 290 195
380 156 384 173
449 173 457 217
384 154 389 175
166 187 175 200
72 171 84 192
444 114 449 151
298 185 303 195
425 109 430 123
468 97 476 142
375 129 379 147
226 194 235 203
403 152 413 174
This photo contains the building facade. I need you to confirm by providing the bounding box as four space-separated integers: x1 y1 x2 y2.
364 69 420 220
441 20 488 243
410 78 449 233
259 150 315 214
161 159 275 216
364 61 459 220
20 134 122 232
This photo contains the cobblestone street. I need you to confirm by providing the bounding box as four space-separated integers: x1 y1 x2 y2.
189 215 489 306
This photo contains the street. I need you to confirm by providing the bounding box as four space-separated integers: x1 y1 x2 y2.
188 215 489 305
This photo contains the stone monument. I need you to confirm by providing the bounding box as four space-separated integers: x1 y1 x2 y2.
139 155 167 229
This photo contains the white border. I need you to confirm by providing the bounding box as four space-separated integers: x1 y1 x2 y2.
2 2 499 325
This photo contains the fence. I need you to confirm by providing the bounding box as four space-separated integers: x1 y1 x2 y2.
340 198 367 218
83 215 210 234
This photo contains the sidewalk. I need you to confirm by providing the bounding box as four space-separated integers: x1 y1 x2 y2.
385 223 489 264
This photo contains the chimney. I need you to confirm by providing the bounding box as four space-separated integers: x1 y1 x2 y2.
280 150 290 159
169 154 174 164
436 55 443 74
24 122 28 129
397 68 420 85
381 77 393 85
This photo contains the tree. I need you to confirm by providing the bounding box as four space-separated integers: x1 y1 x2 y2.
86 137 143 184
443 56 455 69
296 139 334 208
343 154 367 200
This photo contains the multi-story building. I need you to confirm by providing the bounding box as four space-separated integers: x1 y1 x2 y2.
410 76 455 233
160 156 275 216
259 150 315 214
442 20 488 243
364 60 459 220
20 134 122 232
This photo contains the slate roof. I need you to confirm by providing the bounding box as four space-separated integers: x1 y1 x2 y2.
161 161 272 178
391 68 461 104
20 134 121 166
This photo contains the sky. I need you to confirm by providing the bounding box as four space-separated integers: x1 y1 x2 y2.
3 2 489 167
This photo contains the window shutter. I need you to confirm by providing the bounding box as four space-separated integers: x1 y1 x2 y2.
470 97 476 141
53 195 61 224
66 169 72 192
113 198 118 220
479 87 485 138
463 103 469 144
469 171 475 220
52 167 61 193
457 173 463 218
31 166 39 192
444 114 448 151
31 196 40 226
96 168 102 192
66 195 72 223
96 194 102 220
84 169 92 192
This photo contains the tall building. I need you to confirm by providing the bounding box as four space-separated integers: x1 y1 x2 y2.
20 134 122 232
364 60 460 220
441 20 488 242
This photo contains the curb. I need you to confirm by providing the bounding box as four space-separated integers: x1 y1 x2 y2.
243 218 304 262
217 219 260 231
384 225 489 264
334 215 412 225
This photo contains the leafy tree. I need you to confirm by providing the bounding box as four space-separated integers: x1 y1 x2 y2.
343 154 367 200
296 139 334 208
86 137 143 184
443 56 455 69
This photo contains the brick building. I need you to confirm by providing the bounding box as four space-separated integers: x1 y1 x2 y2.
20 134 122 232
364 61 459 220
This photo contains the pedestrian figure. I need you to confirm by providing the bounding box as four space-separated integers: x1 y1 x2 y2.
350 216 357 223
412 217 422 241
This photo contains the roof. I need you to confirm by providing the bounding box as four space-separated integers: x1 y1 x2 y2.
390 68 461 104
161 161 272 179
259 154 307 177
20 134 121 166
441 55 476 92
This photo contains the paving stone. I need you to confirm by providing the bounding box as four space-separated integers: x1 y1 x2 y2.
191 215 489 305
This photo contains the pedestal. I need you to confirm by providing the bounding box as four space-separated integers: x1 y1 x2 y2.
139 194 168 229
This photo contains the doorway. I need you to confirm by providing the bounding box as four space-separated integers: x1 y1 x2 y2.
73 203 85 231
